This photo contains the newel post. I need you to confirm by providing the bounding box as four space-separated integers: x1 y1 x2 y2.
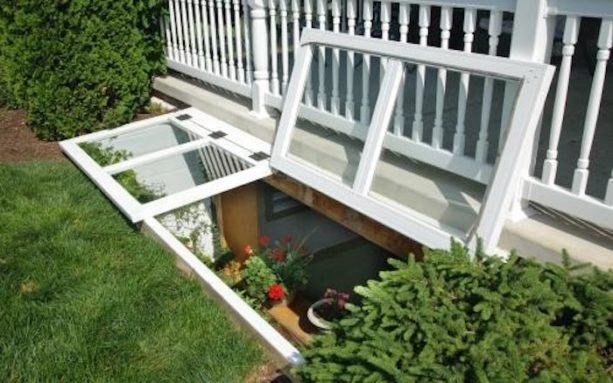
502 0 555 221
248 0 270 117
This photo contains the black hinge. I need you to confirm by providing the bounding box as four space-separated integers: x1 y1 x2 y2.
250 151 270 161
209 131 227 139
176 114 192 121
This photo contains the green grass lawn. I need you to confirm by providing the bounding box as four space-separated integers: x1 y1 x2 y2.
0 162 264 382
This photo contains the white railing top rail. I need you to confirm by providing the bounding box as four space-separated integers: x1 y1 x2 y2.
547 0 613 18
386 0 517 12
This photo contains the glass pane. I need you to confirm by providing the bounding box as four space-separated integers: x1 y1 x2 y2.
287 48 385 187
370 149 485 233
80 122 195 166
157 199 219 261
113 143 252 203
369 67 519 235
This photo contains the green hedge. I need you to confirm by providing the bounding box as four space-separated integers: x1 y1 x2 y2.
297 244 612 382
0 1 166 140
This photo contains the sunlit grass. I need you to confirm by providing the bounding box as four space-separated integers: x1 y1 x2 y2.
0 161 264 382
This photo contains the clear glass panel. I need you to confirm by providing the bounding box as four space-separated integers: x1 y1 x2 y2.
369 66 519 235
287 49 384 187
157 199 220 262
80 122 195 166
113 143 252 203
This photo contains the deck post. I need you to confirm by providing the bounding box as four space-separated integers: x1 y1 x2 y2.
248 0 270 117
501 0 555 222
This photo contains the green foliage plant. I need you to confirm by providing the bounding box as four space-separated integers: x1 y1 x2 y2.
242 256 278 305
0 0 167 139
252 235 313 293
296 242 612 382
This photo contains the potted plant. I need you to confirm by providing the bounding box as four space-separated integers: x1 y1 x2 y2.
244 234 313 304
307 288 351 331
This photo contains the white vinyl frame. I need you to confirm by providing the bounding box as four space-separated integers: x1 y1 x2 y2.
60 107 272 223
271 29 555 252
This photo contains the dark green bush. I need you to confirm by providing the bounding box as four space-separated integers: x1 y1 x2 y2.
0 1 166 140
297 243 612 382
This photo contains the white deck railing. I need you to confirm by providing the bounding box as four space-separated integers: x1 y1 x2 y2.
160 0 613 243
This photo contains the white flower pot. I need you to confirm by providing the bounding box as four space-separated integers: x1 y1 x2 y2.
307 298 333 331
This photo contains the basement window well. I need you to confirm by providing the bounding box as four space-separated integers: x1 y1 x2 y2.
60 108 304 366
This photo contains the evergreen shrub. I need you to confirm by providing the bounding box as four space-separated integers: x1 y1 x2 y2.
297 243 612 382
0 0 166 139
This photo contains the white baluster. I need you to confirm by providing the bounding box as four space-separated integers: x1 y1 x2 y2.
176 0 187 64
360 0 373 124
169 1 180 61
432 6 451 149
475 10 502 163
379 1 391 80
280 0 289 93
393 3 410 135
291 0 300 60
164 14 173 61
200 0 213 72
345 0 357 120
180 0 192 66
224 0 236 80
331 0 341 114
216 0 228 77
250 0 270 116
412 5 430 142
605 171 613 205
209 0 220 74
161 15 167 55
233 0 245 82
242 0 252 82
542 16 580 184
316 0 327 110
571 19 612 196
187 0 198 67
269 0 280 94
194 0 205 70
303 0 314 106
453 8 476 155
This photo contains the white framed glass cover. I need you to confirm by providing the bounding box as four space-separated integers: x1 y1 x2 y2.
271 30 555 252
60 108 272 222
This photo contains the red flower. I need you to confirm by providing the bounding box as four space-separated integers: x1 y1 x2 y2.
281 234 293 244
271 248 286 262
244 245 254 255
267 284 285 301
258 235 272 246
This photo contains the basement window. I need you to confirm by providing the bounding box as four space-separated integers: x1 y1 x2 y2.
60 108 272 222
271 29 555 252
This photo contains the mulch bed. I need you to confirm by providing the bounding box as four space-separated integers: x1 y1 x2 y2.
0 108 169 163
0 108 64 162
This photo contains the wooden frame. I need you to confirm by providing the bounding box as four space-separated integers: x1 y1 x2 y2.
271 29 554 252
60 107 272 223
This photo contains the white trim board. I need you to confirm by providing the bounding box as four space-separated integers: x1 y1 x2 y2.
60 108 272 223
271 30 555 253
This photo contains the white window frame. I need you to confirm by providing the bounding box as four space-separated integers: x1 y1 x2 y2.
270 29 555 252
60 108 272 223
